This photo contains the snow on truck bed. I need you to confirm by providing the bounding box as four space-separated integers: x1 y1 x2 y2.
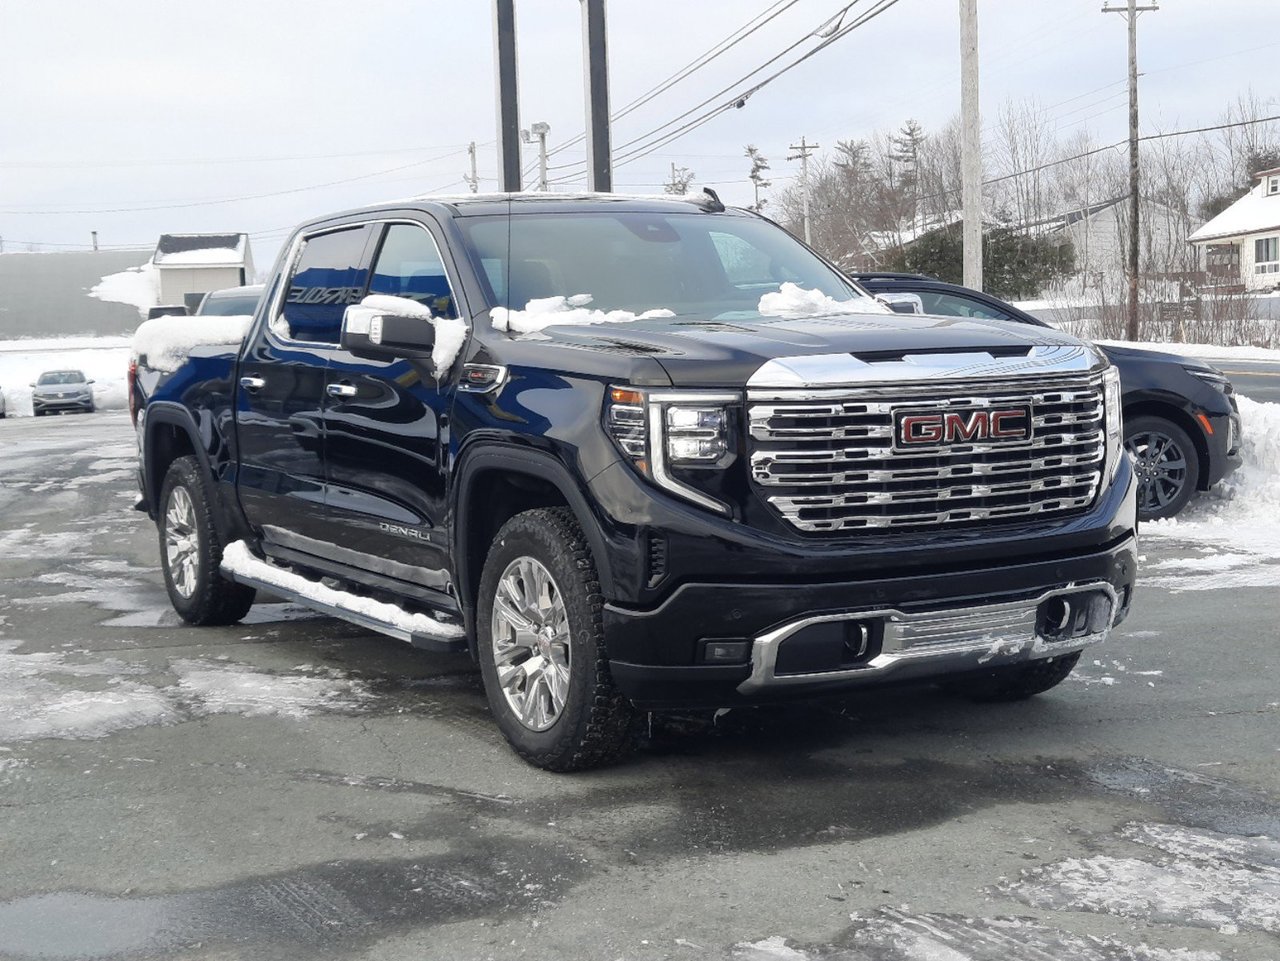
130 313 253 373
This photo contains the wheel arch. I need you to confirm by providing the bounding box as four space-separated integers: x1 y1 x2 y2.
1122 399 1211 491
143 402 245 541
452 444 616 658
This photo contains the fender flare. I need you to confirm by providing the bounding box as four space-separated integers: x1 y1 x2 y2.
142 402 246 544
452 443 617 630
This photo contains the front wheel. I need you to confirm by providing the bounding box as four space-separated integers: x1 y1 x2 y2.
477 507 634 772
1124 415 1199 521
158 455 255 625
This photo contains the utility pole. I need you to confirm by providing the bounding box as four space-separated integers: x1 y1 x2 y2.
959 0 983 291
788 136 819 246
580 0 613 192
91 230 99 252
493 0 522 191
1104 0 1158 341
464 141 479 193
522 122 551 191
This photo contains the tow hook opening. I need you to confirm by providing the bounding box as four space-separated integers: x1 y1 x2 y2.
1036 590 1112 642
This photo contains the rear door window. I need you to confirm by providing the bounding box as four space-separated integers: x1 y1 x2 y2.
278 226 374 343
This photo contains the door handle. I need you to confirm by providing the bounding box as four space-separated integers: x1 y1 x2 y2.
239 376 266 392
326 383 358 399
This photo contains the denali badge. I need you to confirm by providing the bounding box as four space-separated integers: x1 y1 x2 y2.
895 405 1032 447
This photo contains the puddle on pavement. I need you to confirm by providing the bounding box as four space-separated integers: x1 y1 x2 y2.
0 849 582 960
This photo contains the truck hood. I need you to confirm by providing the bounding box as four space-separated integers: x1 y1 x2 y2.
515 310 1100 388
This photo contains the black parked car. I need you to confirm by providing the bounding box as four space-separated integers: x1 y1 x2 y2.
851 273 1242 520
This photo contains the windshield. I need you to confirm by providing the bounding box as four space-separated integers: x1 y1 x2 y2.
38 371 85 385
199 292 260 316
458 211 869 318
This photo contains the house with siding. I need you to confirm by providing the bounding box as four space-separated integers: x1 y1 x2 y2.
1189 168 1280 292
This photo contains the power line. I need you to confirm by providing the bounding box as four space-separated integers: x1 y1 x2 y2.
534 0 803 175
551 0 905 185
0 148 470 215
0 143 490 171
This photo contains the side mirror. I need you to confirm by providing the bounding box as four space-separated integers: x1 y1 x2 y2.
876 292 925 315
87 379 96 385
341 295 436 360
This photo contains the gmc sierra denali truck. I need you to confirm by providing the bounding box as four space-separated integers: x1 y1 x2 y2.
132 192 1138 771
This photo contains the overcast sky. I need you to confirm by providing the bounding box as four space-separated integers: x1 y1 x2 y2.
0 0 1275 270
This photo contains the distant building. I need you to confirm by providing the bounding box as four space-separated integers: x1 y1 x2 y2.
0 248 152 338
152 233 254 308
1189 168 1280 292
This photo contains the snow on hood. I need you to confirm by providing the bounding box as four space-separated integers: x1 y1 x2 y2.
491 294 675 334
131 314 254 372
355 295 469 371
758 282 891 319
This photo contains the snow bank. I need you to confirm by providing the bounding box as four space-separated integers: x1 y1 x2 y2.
492 294 674 334
88 263 161 318
221 541 463 639
357 294 468 370
1141 397 1280 590
0 338 130 416
758 282 890 319
131 314 253 373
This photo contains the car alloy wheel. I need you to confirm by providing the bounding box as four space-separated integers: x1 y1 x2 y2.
490 556 572 732
164 485 200 598
1125 428 1189 517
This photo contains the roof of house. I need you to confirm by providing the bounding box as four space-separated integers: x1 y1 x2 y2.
152 233 249 267
1189 184 1280 244
1253 166 1280 179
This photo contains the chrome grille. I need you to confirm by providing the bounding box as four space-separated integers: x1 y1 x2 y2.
749 374 1105 533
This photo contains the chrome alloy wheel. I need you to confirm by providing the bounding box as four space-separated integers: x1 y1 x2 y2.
490 556 571 732
1125 429 1189 516
164 486 200 598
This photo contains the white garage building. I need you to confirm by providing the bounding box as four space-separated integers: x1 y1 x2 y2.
152 233 254 309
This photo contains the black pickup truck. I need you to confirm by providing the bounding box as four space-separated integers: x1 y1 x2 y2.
132 192 1138 771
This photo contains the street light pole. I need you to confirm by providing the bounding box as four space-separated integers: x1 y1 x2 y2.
959 0 983 290
580 0 612 192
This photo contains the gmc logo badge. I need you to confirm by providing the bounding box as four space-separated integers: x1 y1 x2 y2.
895 406 1032 447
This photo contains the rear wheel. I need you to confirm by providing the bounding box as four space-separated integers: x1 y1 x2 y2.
158 455 255 625
477 507 634 772
1124 415 1199 520
945 651 1081 702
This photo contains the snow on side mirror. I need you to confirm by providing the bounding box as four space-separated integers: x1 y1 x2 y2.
875 293 925 315
341 295 436 361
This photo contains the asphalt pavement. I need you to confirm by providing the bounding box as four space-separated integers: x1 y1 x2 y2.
1205 358 1280 404
1 412 1277 961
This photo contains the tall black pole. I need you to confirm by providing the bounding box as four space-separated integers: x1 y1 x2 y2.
580 0 612 192
494 0 522 192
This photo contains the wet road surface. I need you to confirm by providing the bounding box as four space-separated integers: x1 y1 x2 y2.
0 412 1277 960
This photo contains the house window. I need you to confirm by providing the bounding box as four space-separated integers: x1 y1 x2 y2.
1268 176 1280 196
1257 237 1280 275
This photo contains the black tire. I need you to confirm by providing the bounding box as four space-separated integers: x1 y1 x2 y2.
1124 415 1200 521
158 455 256 625
33 410 44 417
477 507 634 772
945 651 1082 702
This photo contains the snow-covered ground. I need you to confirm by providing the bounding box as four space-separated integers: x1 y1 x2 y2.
0 337 131 416
1140 396 1280 591
1096 339 1280 362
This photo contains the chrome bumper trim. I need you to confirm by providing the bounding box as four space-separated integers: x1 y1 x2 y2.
738 582 1118 694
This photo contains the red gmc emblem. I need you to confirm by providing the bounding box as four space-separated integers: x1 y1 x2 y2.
895 405 1032 447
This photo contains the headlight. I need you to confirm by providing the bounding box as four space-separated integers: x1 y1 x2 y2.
606 386 737 513
1184 366 1233 394
1103 366 1123 483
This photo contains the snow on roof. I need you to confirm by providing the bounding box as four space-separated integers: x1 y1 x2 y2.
1190 183 1280 244
152 233 249 267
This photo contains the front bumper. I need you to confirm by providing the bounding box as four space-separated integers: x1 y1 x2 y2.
606 533 1137 708
33 395 93 413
